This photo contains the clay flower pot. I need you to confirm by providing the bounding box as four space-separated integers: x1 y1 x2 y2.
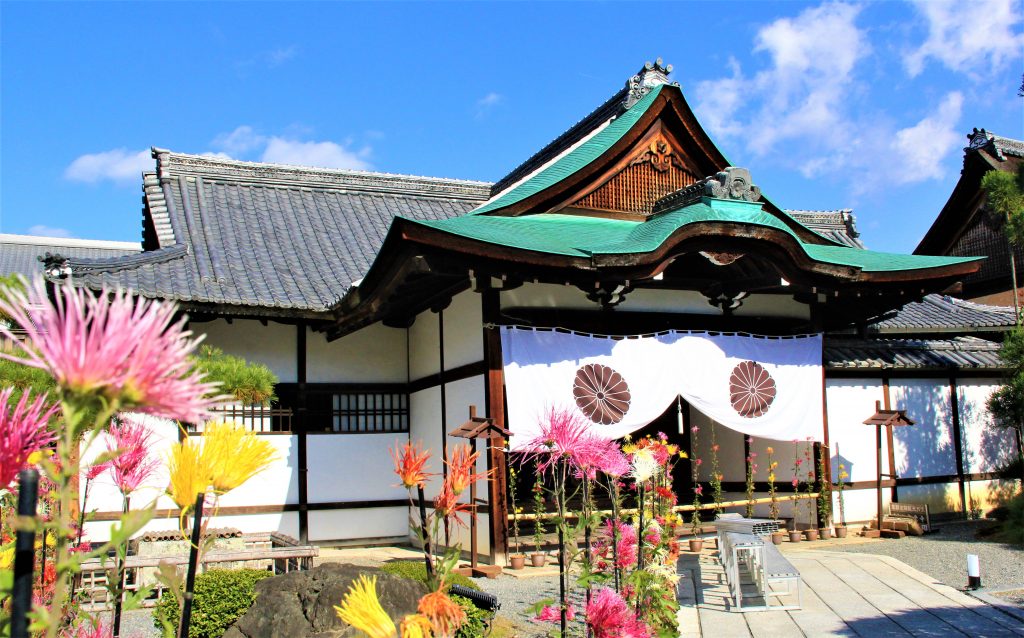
819 527 832 540
689 538 704 553
771 532 785 545
509 554 526 570
530 552 547 567
788 530 803 543
834 525 848 539
804 528 819 541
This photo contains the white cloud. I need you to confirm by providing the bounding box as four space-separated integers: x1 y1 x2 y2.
209 126 373 170
890 91 964 184
261 138 371 170
475 92 504 118
904 0 1024 78
211 125 267 156
267 45 298 68
64 148 151 185
695 3 868 156
26 225 74 239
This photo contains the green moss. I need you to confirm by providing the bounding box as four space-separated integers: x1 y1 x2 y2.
379 560 479 591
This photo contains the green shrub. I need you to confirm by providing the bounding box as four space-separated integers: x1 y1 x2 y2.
379 560 479 591
190 346 278 405
452 594 489 638
998 492 1024 546
153 568 273 638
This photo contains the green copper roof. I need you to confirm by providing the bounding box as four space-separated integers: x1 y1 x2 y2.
409 198 981 273
472 85 666 216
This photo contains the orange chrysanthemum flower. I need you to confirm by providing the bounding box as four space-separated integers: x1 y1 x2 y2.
432 477 471 528
417 589 466 638
391 441 432 489
446 443 490 496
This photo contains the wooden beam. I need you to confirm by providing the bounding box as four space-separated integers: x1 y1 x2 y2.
296 323 309 544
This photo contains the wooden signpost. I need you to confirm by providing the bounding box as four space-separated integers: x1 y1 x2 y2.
451 405 510 579
862 401 914 539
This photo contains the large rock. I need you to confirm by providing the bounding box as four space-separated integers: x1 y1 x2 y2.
223 563 428 638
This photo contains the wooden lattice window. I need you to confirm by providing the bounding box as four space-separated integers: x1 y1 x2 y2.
329 392 409 433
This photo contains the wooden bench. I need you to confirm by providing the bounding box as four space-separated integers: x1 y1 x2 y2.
718 530 801 612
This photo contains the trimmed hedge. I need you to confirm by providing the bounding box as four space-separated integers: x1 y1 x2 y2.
153 568 273 638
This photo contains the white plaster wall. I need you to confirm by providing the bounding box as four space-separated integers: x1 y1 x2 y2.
965 478 1021 514
832 487 891 525
196 318 297 383
409 308 441 381
84 512 301 545
410 387 445 499
825 379 888 483
890 379 957 479
897 483 962 515
957 379 1018 474
443 291 484 370
307 322 407 383
306 433 408 503
308 507 408 543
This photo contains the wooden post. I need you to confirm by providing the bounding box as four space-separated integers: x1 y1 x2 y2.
949 377 968 515
482 288 509 562
296 323 309 544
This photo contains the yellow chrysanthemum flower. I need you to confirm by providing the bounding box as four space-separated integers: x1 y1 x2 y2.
201 420 276 493
0 547 13 570
166 439 212 509
400 614 433 638
335 575 397 638
26 450 44 465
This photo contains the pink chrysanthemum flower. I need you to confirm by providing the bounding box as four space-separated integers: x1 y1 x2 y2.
106 414 162 496
519 406 603 475
585 587 651 638
0 388 59 488
589 520 634 569
596 445 631 478
0 277 222 423
535 604 576 623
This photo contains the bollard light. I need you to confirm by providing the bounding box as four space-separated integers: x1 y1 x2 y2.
967 554 981 590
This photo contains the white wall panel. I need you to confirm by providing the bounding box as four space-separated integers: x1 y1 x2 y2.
443 291 484 370
196 319 297 383
825 379 887 483
306 433 408 503
890 379 956 479
410 387 445 498
957 379 1018 474
410 308 441 381
307 323 407 383
309 507 408 543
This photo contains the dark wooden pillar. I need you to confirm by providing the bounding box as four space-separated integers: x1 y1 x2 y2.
296 323 309 544
482 288 509 562
949 377 968 515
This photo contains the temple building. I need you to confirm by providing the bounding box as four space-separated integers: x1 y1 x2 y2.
4 61 1020 563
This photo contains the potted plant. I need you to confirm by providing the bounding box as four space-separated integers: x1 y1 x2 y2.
689 425 704 552
817 442 833 539
508 466 526 569
745 437 757 519
834 444 849 538
766 447 785 544
803 440 819 541
530 479 546 567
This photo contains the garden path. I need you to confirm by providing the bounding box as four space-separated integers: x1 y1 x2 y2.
679 545 1024 637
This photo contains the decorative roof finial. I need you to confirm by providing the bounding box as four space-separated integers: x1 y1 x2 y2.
624 58 676 109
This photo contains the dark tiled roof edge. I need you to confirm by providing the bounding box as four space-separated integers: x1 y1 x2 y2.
152 149 492 201
825 336 1004 370
870 294 1017 333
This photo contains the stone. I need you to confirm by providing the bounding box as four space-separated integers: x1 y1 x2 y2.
223 563 428 638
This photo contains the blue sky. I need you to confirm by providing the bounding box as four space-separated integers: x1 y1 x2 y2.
1 1 1021 254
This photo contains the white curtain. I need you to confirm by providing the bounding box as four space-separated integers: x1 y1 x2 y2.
501 327 824 449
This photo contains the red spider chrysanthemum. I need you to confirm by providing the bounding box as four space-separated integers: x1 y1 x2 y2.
390 440 432 489
729 360 776 418
573 364 631 425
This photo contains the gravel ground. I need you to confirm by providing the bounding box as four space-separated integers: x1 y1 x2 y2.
468 567 584 637
830 520 1024 598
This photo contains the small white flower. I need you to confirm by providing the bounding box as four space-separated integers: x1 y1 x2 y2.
630 449 658 482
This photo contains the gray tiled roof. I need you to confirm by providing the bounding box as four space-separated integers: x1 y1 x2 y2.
0 234 140 278
825 336 1004 370
786 209 864 248
62 150 489 316
870 294 1017 334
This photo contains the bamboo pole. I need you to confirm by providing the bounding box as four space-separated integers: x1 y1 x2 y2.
509 493 820 522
